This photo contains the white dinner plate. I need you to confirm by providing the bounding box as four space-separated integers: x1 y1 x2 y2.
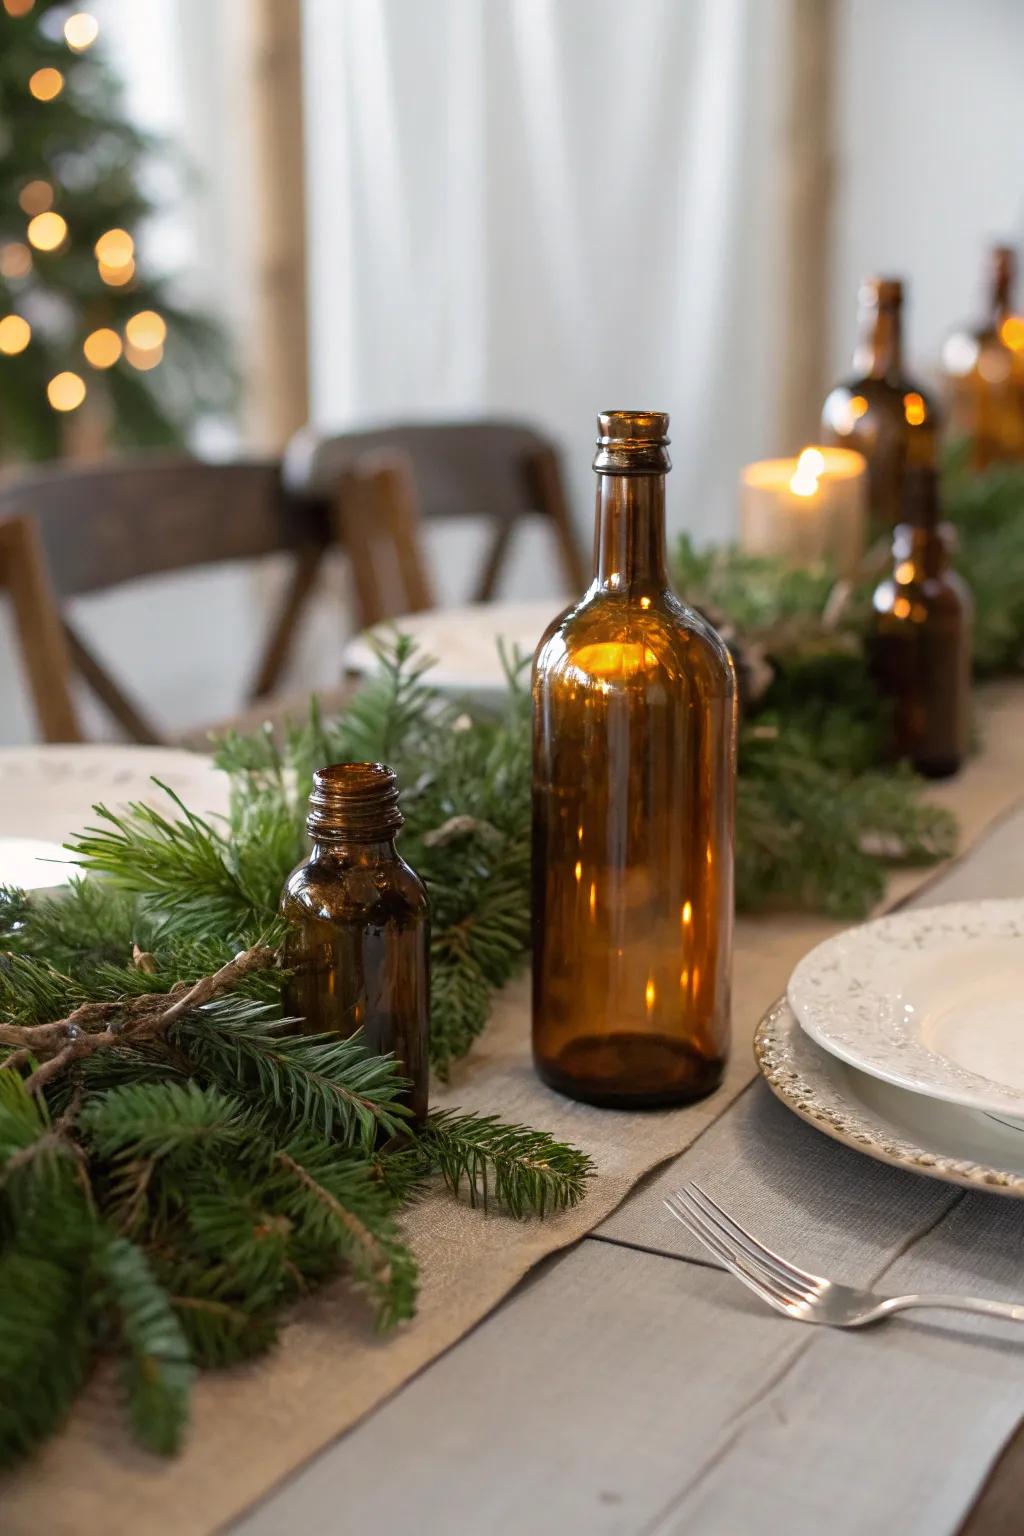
755 996 1024 1198
0 745 230 891
343 601 568 704
787 898 1024 1126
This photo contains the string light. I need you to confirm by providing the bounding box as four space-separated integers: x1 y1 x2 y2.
27 211 68 252
0 243 32 279
63 11 99 50
29 67 64 101
0 315 32 355
125 340 163 371
98 258 135 287
3 0 35 16
18 180 53 215
94 228 133 268
83 328 122 368
125 310 166 350
47 372 87 412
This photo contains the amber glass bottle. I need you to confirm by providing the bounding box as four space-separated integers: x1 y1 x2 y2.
943 245 1024 468
532 411 737 1108
822 278 937 535
281 762 430 1122
870 466 971 779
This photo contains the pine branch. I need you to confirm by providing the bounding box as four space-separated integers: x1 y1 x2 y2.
422 1110 596 1218
96 1237 194 1457
176 1000 411 1149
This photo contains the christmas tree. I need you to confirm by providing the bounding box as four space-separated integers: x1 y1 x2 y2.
0 0 231 461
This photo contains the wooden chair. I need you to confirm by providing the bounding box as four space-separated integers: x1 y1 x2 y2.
285 419 588 610
0 454 431 744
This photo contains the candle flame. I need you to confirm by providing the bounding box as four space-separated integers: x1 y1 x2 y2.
789 447 825 498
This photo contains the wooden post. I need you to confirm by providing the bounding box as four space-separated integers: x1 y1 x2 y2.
778 0 836 453
246 0 310 450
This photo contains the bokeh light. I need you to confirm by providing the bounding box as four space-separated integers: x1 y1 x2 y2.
125 340 164 371
27 211 68 252
98 258 135 287
0 315 32 355
83 328 122 369
94 228 134 269
0 243 33 279
47 372 87 412
4 0 36 16
29 67 64 101
903 391 927 427
125 310 167 350
18 180 53 215
64 11 99 50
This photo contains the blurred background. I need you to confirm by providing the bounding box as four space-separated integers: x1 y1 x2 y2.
1 0 1022 744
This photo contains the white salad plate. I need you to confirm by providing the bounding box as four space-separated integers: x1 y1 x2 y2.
0 745 229 890
787 898 1024 1128
755 996 1024 1198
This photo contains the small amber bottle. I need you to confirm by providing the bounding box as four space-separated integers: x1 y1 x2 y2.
870 467 972 779
822 277 938 535
532 411 737 1108
281 762 430 1122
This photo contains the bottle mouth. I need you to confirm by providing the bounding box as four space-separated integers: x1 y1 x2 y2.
593 410 671 475
307 761 404 840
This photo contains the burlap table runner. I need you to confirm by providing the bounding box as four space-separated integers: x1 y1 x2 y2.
5 682 1024 1536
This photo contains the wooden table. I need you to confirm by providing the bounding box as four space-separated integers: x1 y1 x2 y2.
218 734 1024 1534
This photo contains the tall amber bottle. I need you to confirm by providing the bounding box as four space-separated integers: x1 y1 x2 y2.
532 411 737 1108
822 278 937 534
869 467 972 779
943 245 1024 468
281 762 430 1122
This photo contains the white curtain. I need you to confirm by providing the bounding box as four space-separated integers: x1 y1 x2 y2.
301 0 790 546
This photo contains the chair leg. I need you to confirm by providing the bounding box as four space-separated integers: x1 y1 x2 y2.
246 543 325 702
473 515 516 604
62 623 164 745
526 445 588 592
0 516 81 743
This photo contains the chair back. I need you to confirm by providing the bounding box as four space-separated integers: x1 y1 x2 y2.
0 455 328 599
0 453 422 743
286 418 587 600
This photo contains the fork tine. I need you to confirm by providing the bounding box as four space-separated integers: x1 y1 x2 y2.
686 1182 823 1294
671 1189 811 1304
664 1193 800 1316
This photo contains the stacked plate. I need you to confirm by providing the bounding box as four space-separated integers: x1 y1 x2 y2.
0 745 230 892
756 899 1024 1197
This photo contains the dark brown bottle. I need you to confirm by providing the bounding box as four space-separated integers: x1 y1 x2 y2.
943 245 1024 468
822 278 937 535
281 762 430 1122
531 411 737 1108
870 467 972 778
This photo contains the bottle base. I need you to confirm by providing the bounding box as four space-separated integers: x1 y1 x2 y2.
534 1032 725 1110
914 755 962 780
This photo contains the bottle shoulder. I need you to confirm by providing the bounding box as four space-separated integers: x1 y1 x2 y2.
281 851 429 925
534 589 736 692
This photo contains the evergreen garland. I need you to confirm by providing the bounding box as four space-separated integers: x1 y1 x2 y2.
3 454 1023 1468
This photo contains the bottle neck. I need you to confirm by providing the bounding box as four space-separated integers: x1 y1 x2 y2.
854 301 903 380
304 762 404 852
310 835 399 864
989 252 1014 326
593 473 668 591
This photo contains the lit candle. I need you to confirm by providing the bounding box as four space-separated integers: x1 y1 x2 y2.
739 446 868 574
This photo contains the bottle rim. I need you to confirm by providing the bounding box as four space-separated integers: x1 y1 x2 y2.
306 761 404 840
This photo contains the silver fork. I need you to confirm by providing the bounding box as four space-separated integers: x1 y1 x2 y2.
664 1181 1024 1329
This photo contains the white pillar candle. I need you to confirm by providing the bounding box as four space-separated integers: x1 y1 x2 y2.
739 446 868 575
